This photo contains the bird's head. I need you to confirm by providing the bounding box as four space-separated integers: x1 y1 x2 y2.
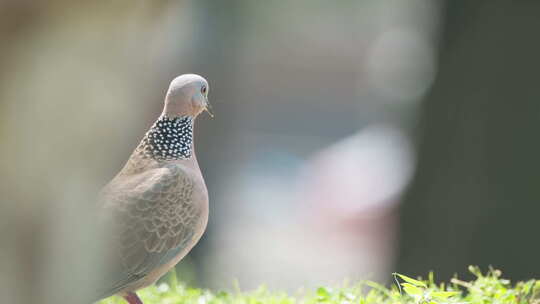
163 74 213 118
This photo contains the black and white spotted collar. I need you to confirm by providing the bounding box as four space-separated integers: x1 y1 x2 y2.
138 115 194 160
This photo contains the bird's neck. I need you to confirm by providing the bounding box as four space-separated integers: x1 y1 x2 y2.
136 115 194 161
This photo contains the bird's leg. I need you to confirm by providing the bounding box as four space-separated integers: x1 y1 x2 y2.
123 292 143 304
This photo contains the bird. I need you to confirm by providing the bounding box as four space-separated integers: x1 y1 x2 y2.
95 74 212 304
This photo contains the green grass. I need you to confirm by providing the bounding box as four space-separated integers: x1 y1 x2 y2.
99 266 540 304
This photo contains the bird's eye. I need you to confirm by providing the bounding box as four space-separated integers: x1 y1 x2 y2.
201 86 207 94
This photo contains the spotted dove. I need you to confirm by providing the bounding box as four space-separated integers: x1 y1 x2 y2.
95 74 212 304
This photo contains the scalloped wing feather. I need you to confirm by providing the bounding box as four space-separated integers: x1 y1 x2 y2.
97 163 200 298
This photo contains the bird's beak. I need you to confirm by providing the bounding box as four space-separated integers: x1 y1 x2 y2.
204 98 214 118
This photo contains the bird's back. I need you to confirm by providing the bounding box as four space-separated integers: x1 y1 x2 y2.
96 150 208 299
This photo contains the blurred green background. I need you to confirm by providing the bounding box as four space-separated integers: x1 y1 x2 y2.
2 1 540 303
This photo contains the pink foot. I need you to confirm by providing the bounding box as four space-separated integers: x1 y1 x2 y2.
123 292 143 304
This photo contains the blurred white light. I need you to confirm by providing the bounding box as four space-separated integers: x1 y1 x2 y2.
317 124 415 214
366 28 436 103
334 125 414 211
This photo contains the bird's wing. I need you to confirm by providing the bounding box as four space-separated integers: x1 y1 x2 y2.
97 164 200 298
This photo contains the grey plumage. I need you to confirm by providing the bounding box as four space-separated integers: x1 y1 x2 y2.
95 74 211 303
